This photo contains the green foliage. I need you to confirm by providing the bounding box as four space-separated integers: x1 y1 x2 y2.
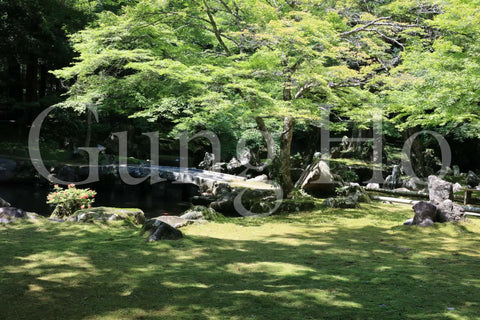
52 0 406 137
44 0 480 184
339 170 359 183
384 0 480 138
47 184 97 218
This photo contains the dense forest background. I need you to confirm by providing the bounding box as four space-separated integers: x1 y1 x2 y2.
1 0 479 192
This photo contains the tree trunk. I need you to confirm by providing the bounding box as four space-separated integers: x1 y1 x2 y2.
404 127 425 177
306 123 320 164
255 116 268 132
85 109 92 148
7 57 22 100
39 62 47 98
25 53 38 102
279 116 294 195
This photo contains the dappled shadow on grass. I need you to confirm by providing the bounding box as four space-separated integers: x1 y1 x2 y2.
1 208 479 320
225 202 413 227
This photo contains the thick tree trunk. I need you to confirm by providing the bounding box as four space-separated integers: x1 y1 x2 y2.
25 53 38 102
279 116 294 195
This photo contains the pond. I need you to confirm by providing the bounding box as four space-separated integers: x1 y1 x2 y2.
0 181 198 218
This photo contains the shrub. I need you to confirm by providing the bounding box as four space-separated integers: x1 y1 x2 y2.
47 184 96 218
339 170 359 183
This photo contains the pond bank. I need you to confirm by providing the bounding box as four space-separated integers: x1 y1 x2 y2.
0 181 197 218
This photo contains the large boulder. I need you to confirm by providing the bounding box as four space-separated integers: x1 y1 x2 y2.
428 175 453 204
208 185 251 215
0 207 41 223
143 219 183 241
0 207 25 223
436 199 465 222
295 160 336 196
427 175 464 222
67 207 146 225
466 171 480 188
411 201 437 227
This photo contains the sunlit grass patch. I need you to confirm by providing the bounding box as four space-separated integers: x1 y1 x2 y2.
1 203 480 319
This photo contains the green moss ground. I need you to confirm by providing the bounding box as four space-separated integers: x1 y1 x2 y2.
1 203 479 320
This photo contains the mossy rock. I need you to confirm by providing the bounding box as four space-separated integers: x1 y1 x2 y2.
180 205 223 221
277 199 316 213
323 197 359 209
0 207 43 223
245 197 316 215
68 207 145 226
142 219 183 241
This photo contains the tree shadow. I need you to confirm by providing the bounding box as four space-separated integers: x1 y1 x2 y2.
1 215 479 320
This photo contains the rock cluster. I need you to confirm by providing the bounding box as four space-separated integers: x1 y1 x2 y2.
65 207 146 225
404 175 465 227
323 184 371 208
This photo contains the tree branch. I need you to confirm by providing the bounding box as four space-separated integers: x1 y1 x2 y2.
366 28 405 50
202 0 231 56
294 82 316 99
339 17 391 37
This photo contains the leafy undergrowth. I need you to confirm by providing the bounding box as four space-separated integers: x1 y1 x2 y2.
1 203 480 320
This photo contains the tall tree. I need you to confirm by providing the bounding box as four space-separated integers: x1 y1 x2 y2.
53 0 419 194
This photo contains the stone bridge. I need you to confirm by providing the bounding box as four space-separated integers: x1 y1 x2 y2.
118 165 275 190
0 157 275 190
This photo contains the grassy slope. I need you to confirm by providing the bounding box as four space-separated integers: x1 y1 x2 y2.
1 203 479 320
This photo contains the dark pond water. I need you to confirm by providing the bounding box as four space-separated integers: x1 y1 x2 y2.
0 181 197 218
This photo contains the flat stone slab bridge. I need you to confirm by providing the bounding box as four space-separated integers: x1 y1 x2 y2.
118 165 275 190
